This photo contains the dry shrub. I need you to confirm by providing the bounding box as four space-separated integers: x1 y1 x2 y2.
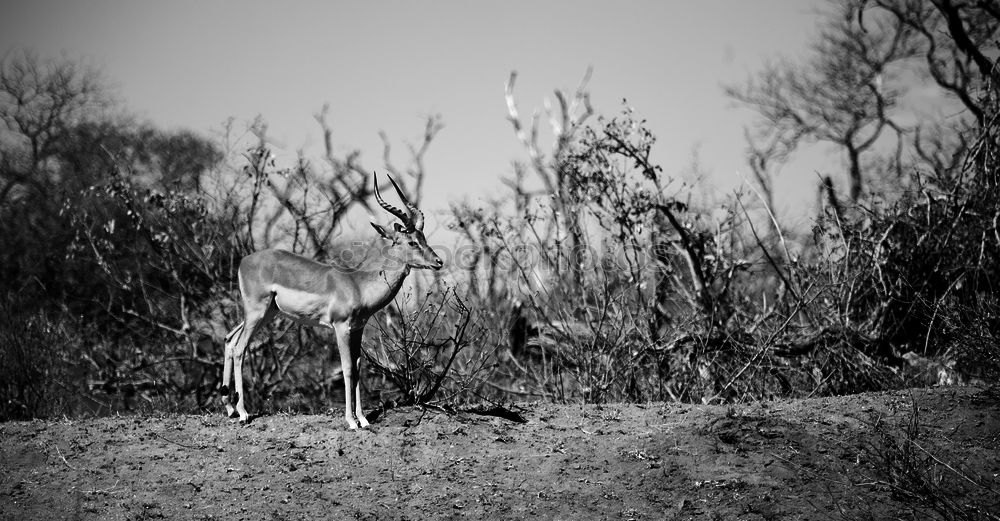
852 402 1000 520
365 286 502 408
0 304 85 420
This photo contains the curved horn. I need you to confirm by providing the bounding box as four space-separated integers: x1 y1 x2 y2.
385 174 425 231
373 172 410 225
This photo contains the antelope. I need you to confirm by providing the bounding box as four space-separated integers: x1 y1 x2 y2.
221 173 443 429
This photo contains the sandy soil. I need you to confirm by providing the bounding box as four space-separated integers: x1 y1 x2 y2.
2 386 998 520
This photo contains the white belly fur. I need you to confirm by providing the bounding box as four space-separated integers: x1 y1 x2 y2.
271 285 334 328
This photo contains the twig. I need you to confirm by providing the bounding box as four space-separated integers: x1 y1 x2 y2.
54 445 78 471
907 438 1000 495
121 307 186 337
735 195 801 304
706 303 800 403
482 379 551 399
85 480 121 495
768 452 853 486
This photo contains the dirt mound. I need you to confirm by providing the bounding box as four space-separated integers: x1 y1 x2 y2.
2 386 998 519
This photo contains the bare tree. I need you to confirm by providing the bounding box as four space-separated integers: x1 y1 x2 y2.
0 50 110 204
865 0 1000 171
727 1 915 202
504 69 594 277
865 0 998 123
239 107 443 259
729 0 999 204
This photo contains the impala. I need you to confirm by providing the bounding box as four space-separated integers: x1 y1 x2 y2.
221 173 443 429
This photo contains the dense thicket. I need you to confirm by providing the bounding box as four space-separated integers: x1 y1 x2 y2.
2 0 997 420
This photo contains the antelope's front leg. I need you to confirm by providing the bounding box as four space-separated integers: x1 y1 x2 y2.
349 326 369 428
221 322 242 419
335 324 361 430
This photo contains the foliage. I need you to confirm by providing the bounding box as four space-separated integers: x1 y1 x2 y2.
464 13 998 403
3 0 1000 423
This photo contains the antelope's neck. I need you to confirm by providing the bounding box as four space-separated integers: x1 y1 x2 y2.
360 264 411 314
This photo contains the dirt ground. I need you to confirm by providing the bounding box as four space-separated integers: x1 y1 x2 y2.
2 386 998 520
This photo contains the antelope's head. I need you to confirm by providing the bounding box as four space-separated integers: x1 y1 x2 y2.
370 172 443 270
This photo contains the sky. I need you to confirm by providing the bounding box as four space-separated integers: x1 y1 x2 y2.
1 0 829 231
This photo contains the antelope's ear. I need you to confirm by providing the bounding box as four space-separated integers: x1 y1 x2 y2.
392 222 406 233
371 222 391 239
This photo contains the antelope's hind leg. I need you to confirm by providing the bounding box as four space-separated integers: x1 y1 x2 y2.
230 301 276 424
